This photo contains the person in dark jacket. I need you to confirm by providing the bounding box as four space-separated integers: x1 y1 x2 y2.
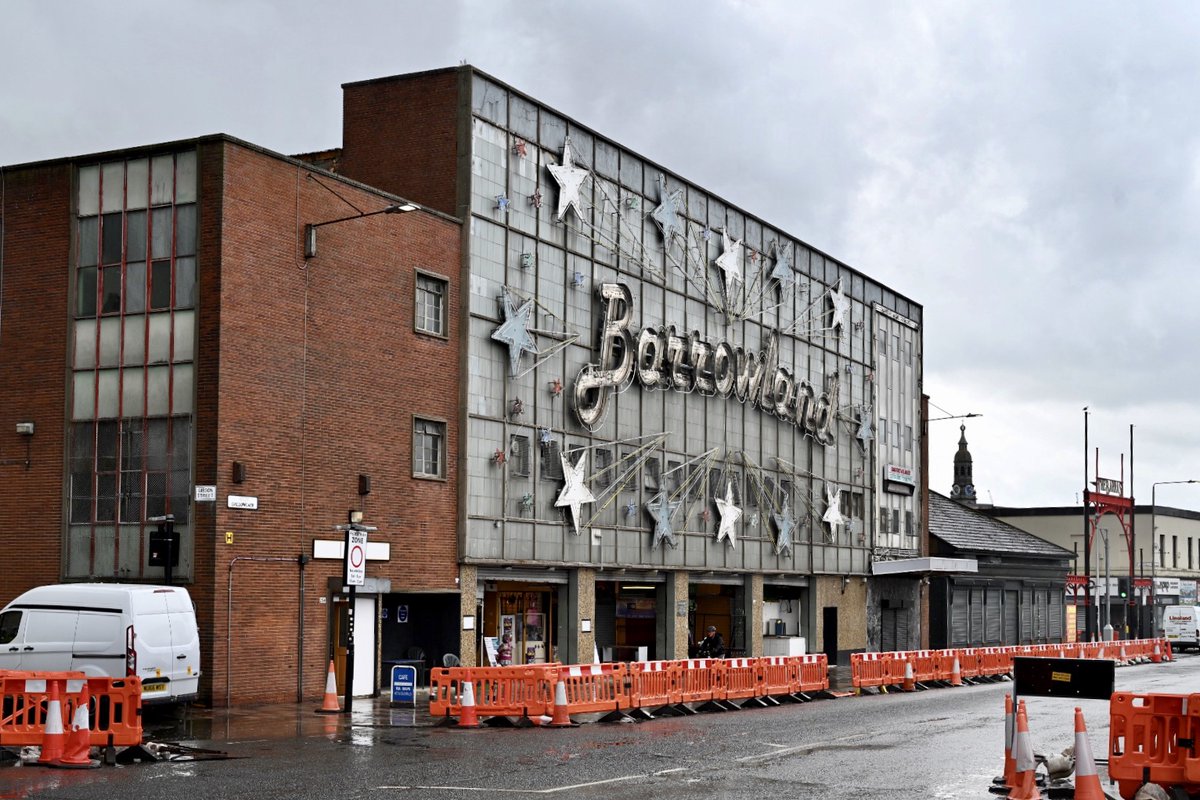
696 625 725 658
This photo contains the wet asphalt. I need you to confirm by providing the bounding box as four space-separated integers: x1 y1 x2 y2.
3 653 1198 799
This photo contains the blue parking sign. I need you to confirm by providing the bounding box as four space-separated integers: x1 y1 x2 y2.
391 665 416 706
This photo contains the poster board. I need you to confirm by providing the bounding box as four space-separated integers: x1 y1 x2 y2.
483 636 499 667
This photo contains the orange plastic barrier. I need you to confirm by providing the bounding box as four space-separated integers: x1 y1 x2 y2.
556 663 629 716
678 658 722 703
760 656 797 697
629 661 679 709
429 666 554 722
723 658 760 702
0 672 142 748
795 654 829 692
902 650 938 684
1108 692 1200 800
851 652 890 689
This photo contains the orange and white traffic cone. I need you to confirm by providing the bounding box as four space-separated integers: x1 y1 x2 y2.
54 682 96 769
547 680 574 727
1072 707 1105 800
315 660 342 714
37 681 67 766
950 655 963 687
457 680 480 728
1151 641 1162 663
902 660 915 692
1008 700 1039 800
992 693 1017 791
1163 640 1174 661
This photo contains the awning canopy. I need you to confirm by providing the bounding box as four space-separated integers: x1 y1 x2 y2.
871 556 978 576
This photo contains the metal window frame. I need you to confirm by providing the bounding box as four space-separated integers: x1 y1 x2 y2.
413 269 449 338
412 415 448 479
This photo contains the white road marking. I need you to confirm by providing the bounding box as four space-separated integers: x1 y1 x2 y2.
736 732 873 764
376 767 687 794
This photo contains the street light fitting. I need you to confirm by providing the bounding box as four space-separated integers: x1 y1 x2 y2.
926 412 982 422
303 200 421 258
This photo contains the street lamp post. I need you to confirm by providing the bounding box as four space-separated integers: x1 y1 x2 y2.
1150 479 1198 637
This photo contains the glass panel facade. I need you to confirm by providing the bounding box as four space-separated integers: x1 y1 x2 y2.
68 151 197 579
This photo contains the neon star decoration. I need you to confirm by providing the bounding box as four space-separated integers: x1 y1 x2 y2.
770 241 796 292
547 138 589 221
555 451 596 536
645 493 681 549
490 288 538 376
855 405 874 447
713 229 743 296
771 498 795 557
829 280 851 332
714 481 742 546
823 484 846 540
649 174 684 245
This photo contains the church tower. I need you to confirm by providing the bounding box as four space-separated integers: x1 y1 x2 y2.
950 424 977 506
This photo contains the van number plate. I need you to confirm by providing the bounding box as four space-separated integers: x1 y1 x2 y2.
143 682 167 693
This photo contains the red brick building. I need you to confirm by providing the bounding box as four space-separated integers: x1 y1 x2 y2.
0 137 461 704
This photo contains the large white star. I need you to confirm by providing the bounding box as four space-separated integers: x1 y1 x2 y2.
823 484 846 539
547 138 589 221
714 480 742 547
713 229 743 296
769 241 796 292
650 174 684 245
829 280 851 331
490 289 538 376
645 493 681 549
771 498 795 557
555 451 596 536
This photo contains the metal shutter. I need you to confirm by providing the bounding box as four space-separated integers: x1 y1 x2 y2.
1004 590 1018 645
950 589 969 647
895 607 910 651
1020 590 1032 643
969 588 984 645
985 588 1002 643
881 607 896 652
1049 591 1064 639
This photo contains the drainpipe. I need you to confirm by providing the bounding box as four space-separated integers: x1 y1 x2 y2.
298 554 310 702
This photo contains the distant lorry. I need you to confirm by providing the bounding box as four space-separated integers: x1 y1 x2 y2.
0 583 200 704
1162 604 1200 651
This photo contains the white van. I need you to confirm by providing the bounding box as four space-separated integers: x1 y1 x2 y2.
0 583 200 704
1163 605 1200 651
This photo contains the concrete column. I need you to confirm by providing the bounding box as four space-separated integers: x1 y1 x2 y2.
745 573 763 656
659 570 691 659
566 568 596 664
458 564 478 666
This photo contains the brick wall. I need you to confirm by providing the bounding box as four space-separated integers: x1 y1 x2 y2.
0 163 72 601
339 69 464 218
206 141 462 704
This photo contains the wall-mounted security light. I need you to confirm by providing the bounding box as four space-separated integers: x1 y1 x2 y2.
15 422 34 436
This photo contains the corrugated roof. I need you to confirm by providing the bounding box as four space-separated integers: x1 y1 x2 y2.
929 492 1073 558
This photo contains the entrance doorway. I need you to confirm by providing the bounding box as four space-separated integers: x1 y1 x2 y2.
822 606 839 664
331 594 377 697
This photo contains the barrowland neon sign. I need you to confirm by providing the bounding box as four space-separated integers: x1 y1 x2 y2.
573 283 840 445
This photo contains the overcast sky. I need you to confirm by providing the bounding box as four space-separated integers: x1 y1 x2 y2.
5 1 1199 510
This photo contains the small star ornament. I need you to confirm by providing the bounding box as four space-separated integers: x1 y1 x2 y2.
650 174 684 245
829 280 851 331
491 289 538 376
547 138 589 221
645 493 681 549
771 497 795 557
714 481 742 546
856 405 874 446
555 451 596 536
713 229 743 296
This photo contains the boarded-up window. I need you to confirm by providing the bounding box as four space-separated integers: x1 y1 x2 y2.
1048 591 1064 639
1020 590 1032 643
969 588 984 645
1004 590 1018 645
541 440 563 481
985 588 1002 644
